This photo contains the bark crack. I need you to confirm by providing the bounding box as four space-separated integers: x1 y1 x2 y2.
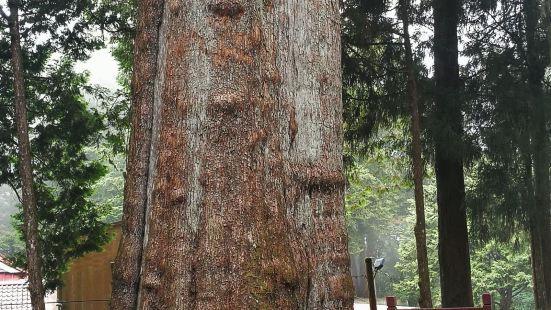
208 1 244 18
136 1 168 308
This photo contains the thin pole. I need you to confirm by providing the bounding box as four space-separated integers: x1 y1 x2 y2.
365 257 377 310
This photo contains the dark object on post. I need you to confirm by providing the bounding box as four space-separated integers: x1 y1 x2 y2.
365 257 377 310
374 258 385 271
385 293 492 310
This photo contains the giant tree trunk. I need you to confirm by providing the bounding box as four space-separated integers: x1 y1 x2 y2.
432 0 474 307
110 1 353 309
399 0 432 307
6 3 46 310
524 0 551 308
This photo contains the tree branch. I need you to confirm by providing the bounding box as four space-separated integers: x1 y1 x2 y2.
0 5 9 23
6 179 22 204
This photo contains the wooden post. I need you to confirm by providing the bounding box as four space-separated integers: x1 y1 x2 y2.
365 257 377 310
386 296 397 310
482 293 492 310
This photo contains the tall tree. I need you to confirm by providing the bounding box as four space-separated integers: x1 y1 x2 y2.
110 1 353 309
398 0 432 307
524 0 551 306
463 0 551 307
0 0 112 297
341 1 435 304
432 0 474 306
2 3 44 309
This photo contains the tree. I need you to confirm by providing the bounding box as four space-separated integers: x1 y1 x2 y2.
462 0 551 307
432 0 474 306
394 180 441 306
471 240 533 310
0 0 112 299
110 1 353 309
395 180 535 309
341 0 408 152
341 1 435 305
1 2 45 308
345 133 414 299
523 0 551 307
398 0 432 306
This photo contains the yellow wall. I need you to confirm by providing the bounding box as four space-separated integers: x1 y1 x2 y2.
58 224 121 310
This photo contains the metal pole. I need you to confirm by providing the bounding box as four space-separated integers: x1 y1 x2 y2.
365 257 377 310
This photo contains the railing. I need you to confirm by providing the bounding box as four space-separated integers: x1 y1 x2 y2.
386 293 492 310
0 299 110 310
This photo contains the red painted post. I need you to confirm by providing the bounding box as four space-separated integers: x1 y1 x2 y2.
482 293 492 310
386 296 397 310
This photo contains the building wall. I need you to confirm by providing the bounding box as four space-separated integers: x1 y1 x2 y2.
0 273 24 282
58 224 121 310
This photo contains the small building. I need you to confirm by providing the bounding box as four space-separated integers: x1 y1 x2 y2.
0 257 56 310
57 223 121 310
0 258 25 282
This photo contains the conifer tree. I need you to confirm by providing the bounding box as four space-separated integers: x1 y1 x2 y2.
0 0 112 301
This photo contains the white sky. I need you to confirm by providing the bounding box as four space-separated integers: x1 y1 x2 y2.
75 48 120 90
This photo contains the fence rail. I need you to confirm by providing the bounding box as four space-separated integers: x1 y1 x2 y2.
0 299 111 310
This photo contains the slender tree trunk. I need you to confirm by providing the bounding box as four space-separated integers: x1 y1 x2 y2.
110 1 353 309
530 222 547 309
7 3 46 310
521 135 548 310
399 0 432 307
524 0 551 308
432 0 474 307
498 288 513 310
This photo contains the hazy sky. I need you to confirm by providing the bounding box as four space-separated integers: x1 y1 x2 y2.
75 48 120 90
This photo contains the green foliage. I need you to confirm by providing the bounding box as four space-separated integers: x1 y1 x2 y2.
0 226 24 257
463 0 551 242
392 180 441 306
0 0 125 292
87 0 136 156
3 0 105 61
89 149 125 223
0 59 111 292
345 136 413 297
346 156 410 253
471 240 533 309
392 175 534 309
103 0 136 89
341 0 408 152
341 0 433 161
342 0 550 306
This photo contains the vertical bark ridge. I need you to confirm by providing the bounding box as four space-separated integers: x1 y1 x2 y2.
110 1 166 309
136 0 171 308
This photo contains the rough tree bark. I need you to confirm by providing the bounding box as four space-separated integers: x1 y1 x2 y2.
524 0 551 308
399 0 432 307
3 2 46 310
432 0 474 307
110 1 353 309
